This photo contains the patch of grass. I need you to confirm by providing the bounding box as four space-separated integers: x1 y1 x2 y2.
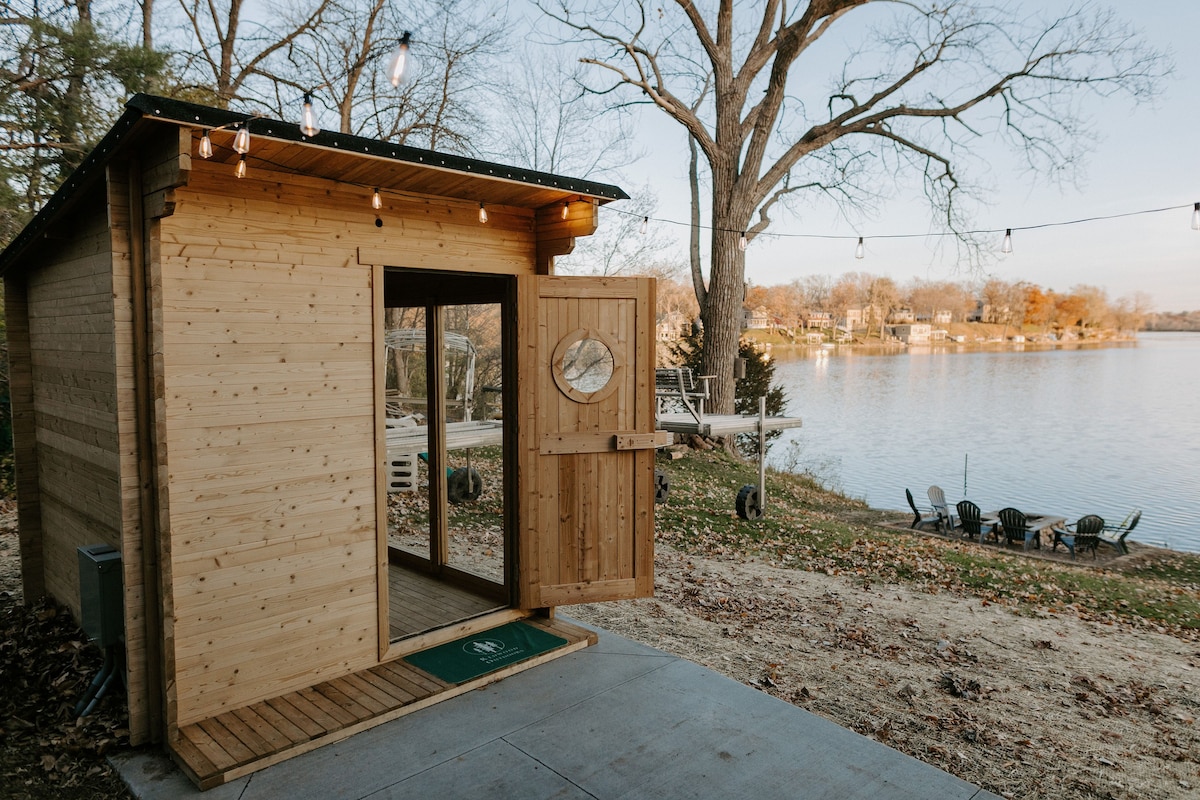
1123 552 1200 589
654 448 1200 639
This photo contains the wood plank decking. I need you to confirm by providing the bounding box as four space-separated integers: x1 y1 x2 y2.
170 615 596 790
388 564 504 640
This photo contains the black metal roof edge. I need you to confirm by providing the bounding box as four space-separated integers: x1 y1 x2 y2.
126 94 630 202
0 105 144 278
0 93 630 278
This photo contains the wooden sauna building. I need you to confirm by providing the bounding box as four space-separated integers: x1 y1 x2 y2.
1 94 660 787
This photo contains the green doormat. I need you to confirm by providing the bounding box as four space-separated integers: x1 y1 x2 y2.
403 621 569 684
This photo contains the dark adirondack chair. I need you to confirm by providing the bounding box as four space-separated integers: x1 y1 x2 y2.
906 489 940 530
927 485 957 532
1100 510 1141 555
1053 514 1104 560
956 500 996 543
997 507 1037 550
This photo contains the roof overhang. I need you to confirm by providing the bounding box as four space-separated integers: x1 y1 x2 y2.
0 93 629 278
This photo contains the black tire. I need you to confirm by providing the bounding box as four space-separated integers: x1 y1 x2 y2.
447 467 483 504
654 470 670 505
736 484 763 520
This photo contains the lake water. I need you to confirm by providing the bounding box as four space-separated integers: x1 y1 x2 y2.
768 332 1200 553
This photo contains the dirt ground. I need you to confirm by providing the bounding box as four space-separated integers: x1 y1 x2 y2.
0 505 132 800
571 543 1200 800
4 501 1198 800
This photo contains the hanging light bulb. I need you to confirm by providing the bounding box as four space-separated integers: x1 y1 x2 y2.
233 123 250 155
561 201 570 220
300 92 319 137
478 202 488 224
640 216 648 235
1001 228 1013 254
198 130 213 159
388 31 413 87
1192 202 1200 231
372 188 382 210
738 231 748 252
854 236 865 260
235 154 247 179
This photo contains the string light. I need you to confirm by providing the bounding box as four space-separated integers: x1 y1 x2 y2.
738 231 747 251
640 216 648 235
198 130 213 159
300 92 319 137
372 188 382 210
854 236 865 259
561 201 570 220
388 32 412 87
478 201 488 224
233 123 250 155
235 154 247 179
1192 202 1200 231
1001 228 1013 254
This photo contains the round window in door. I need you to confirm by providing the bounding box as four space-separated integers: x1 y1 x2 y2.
551 328 624 403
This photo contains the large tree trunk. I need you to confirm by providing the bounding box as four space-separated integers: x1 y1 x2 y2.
700 220 746 414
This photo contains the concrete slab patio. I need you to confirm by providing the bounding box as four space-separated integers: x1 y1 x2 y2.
113 621 1001 799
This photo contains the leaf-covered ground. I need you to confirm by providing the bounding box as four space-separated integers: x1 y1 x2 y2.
571 448 1200 799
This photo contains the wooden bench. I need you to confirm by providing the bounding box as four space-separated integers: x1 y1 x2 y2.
655 367 713 423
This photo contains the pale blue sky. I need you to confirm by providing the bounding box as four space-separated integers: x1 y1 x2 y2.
615 1 1199 311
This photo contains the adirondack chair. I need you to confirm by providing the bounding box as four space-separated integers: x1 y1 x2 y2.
956 500 996 543
997 507 1037 550
906 489 940 530
1052 514 1104 560
1100 510 1141 555
927 485 957 532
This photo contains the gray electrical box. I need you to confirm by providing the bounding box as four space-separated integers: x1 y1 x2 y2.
77 544 123 648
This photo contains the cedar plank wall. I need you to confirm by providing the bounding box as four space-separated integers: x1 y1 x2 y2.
158 156 538 727
22 194 123 612
105 161 153 744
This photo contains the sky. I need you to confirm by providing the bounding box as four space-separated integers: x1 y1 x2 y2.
605 1 1200 311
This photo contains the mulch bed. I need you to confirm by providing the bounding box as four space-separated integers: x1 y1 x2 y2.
0 594 132 800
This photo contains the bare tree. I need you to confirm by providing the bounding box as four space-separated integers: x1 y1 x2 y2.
491 48 633 176
170 0 330 108
556 188 683 277
540 0 1168 412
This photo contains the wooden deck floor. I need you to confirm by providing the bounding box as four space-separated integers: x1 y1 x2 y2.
170 615 596 790
388 564 504 640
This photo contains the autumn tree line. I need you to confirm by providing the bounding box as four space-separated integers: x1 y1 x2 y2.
656 272 1152 339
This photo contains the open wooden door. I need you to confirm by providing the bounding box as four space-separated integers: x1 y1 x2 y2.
515 275 658 608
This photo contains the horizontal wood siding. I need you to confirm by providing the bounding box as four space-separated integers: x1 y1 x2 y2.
159 160 420 727
24 204 122 616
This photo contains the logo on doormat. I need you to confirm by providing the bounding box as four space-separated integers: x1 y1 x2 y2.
464 637 521 664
